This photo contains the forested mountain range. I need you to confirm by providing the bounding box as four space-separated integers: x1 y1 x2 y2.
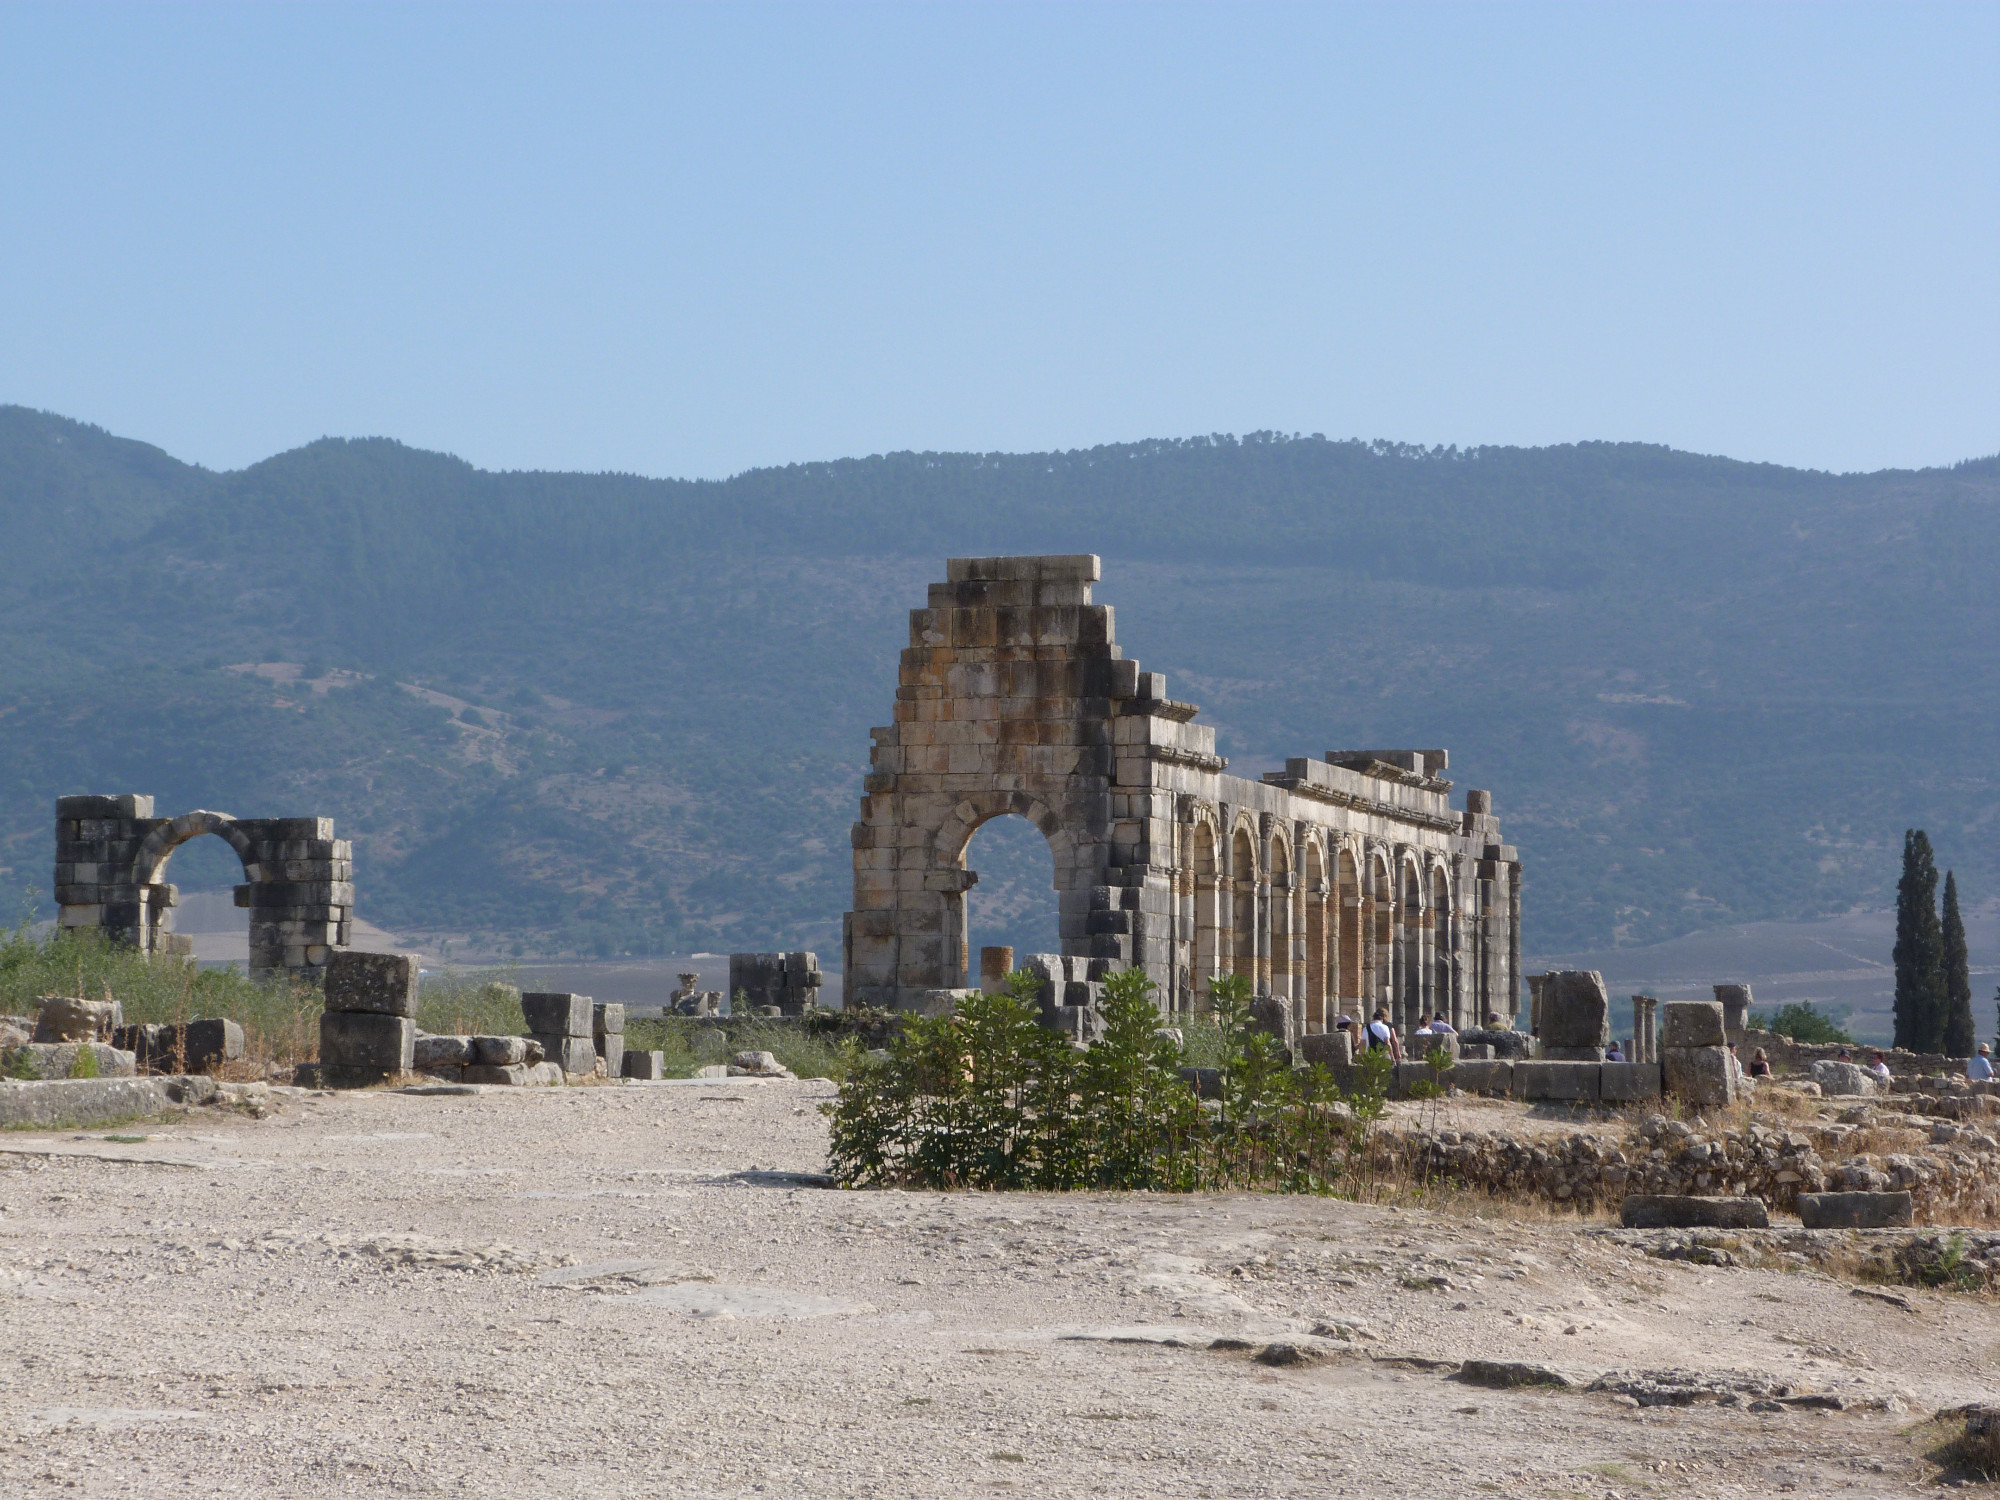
2 403 1996 963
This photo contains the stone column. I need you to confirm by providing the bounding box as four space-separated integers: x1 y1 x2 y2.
979 946 1014 995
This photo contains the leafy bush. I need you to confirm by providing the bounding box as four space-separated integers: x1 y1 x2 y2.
824 968 1384 1193
1749 1002 1855 1046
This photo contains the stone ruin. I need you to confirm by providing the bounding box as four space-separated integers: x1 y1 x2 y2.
843 555 1524 1037
0 993 245 1081
53 794 352 981
728 952 823 1016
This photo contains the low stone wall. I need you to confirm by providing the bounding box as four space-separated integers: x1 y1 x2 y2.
1738 1028 1958 1076
1366 1111 2000 1224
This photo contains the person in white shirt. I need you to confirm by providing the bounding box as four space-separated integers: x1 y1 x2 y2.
1364 1007 1403 1062
1969 1044 1994 1082
1869 1051 1893 1082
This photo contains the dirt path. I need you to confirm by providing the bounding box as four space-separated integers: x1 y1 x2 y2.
0 1079 1986 1497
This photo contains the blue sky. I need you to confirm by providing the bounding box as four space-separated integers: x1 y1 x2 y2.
3 2 1994 478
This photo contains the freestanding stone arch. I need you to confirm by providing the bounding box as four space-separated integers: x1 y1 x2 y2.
844 555 1524 1041
54 794 353 981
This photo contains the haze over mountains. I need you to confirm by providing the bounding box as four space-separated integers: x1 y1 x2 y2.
2 404 1996 977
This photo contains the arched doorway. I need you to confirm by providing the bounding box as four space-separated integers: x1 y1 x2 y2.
1303 840 1327 1034
1191 821 1220 1011
958 813 1060 987
1432 864 1455 1026
1336 845 1362 1016
1231 825 1258 987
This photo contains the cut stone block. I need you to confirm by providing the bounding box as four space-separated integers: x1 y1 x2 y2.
1661 1000 1727 1049
319 1011 415 1072
413 1034 474 1068
622 1049 667 1080
593 1002 624 1037
532 1033 596 1074
1620 1195 1770 1229
1512 1061 1601 1101
0 1042 136 1080
1449 1059 1514 1096
1600 1061 1664 1102
1542 1046 1605 1062
33 995 119 1042
524 1061 565 1085
1796 1191 1914 1229
597 1033 625 1077
114 1019 244 1073
472 1035 528 1066
521 993 592 1037
1299 1031 1352 1069
1810 1059 1876 1096
324 951 419 1016
1662 1045 1735 1107
1539 971 1609 1050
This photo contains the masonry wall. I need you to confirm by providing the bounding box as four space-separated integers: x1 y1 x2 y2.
844 555 1523 1032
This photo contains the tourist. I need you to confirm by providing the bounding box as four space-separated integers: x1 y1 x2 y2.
1604 1040 1625 1062
1365 1007 1403 1062
1484 1011 1505 1030
1426 1012 1457 1035
1869 1051 1893 1082
1333 1014 1360 1055
1748 1047 1772 1078
1968 1044 1994 1083
1837 1047 1853 1063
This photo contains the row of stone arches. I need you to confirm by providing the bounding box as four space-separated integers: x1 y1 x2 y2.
1181 814 1460 1035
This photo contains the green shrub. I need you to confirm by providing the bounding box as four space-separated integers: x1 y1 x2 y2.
1748 1002 1855 1045
824 967 1384 1193
69 1043 99 1080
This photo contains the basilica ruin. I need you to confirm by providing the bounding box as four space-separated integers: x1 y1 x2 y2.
843 554 1523 1031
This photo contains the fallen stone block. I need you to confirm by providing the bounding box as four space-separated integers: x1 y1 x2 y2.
1600 1061 1664 1103
1661 1000 1727 1049
1810 1060 1876 1097
728 1050 793 1078
413 1034 475 1068
521 993 591 1037
1662 1045 1735 1107
532 1034 597 1075
1796 1191 1914 1229
114 1019 244 1074
319 1012 415 1072
622 1049 667 1080
33 995 120 1042
696 1064 728 1079
324 951 419 1017
472 1035 528 1066
1 1042 136 1080
1620 1194 1769 1229
0 1074 215 1128
1512 1061 1601 1101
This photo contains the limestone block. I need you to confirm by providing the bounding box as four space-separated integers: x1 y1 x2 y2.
1511 1061 1601 1101
592 1003 625 1037
462 1063 528 1085
1539 972 1609 1050
1542 1046 1605 1062
1795 1191 1913 1229
33 995 119 1042
0 1042 136 1079
622 1050 667 1081
1661 1000 1727 1049
113 1019 243 1073
1620 1195 1769 1230
524 1061 566 1085
1299 1031 1352 1069
1662 1045 1735 1107
324 951 419 1017
413 1034 474 1069
1809 1060 1876 1096
597 1033 625 1077
1449 1059 1513 1096
532 1034 596 1074
471 1035 528 1066
320 1012 415 1072
1600 1062 1664 1103
521 993 592 1037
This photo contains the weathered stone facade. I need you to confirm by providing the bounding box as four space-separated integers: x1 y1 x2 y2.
53 795 352 981
842 556 1523 1028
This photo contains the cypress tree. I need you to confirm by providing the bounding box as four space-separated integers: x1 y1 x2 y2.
1942 871 1975 1058
1892 830 1945 1053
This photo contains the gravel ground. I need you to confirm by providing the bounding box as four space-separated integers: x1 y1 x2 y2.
0 1078 1991 1497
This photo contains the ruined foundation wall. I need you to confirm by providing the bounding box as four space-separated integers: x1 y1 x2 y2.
843 555 1523 1030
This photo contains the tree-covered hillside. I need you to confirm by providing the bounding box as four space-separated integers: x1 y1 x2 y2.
1 405 1995 961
